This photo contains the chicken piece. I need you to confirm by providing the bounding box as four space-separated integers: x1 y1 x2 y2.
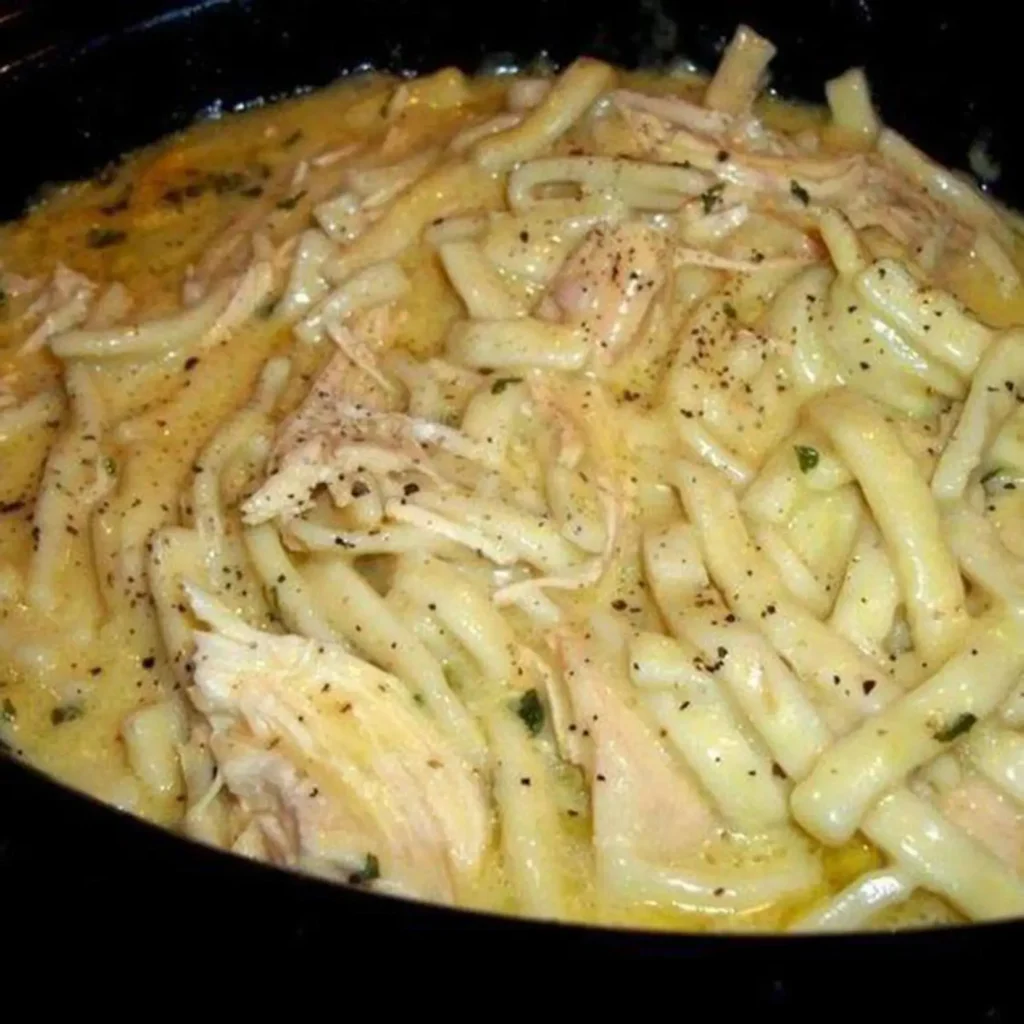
614 99 866 200
325 320 394 393
187 585 492 902
274 350 397 458
549 222 667 364
241 353 395 523
613 89 736 141
940 776 1024 873
838 159 966 258
0 267 41 303
241 351 485 524
555 630 717 868
555 628 826 912
21 263 97 353
612 89 792 156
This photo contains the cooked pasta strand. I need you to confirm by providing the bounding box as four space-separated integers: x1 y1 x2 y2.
807 390 969 664
474 58 614 172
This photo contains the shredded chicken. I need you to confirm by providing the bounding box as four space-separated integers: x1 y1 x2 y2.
613 88 789 155
614 101 865 195
839 157 974 262
614 88 981 268
21 263 97 354
0 267 41 302
186 585 492 902
324 319 394 393
549 221 667 363
242 351 489 524
555 631 717 865
242 352 394 522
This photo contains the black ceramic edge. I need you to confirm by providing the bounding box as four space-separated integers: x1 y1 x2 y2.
2 0 1024 981
3 752 1021 965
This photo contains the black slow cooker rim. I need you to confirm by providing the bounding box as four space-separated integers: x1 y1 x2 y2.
2 0 1024 974
5 752 1023 957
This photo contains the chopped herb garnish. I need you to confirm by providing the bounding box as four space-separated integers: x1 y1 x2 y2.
980 467 1003 485
699 182 725 215
348 853 380 885
86 227 127 249
790 180 811 205
276 190 307 211
99 187 132 216
934 712 978 743
162 170 263 206
50 704 83 726
491 376 523 395
209 171 248 195
723 301 737 320
1 698 16 722
515 688 545 736
794 445 820 472
102 456 117 475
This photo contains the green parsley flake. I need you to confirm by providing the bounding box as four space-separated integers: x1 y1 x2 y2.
794 445 820 473
348 853 381 885
491 377 523 395
934 712 978 743
699 183 725 215
516 689 545 736
86 227 127 249
790 180 811 205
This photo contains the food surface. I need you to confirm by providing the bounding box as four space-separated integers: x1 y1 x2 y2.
4 24 1024 931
